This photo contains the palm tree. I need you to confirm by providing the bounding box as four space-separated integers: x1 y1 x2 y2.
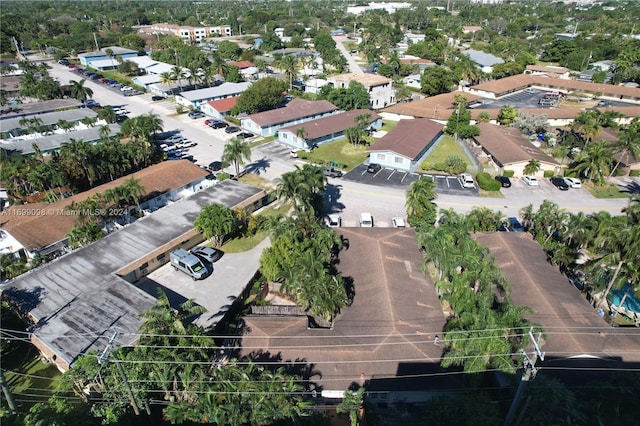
170 66 187 93
405 177 437 227
211 53 229 79
121 177 146 212
69 79 94 104
572 111 602 147
160 71 174 94
611 118 640 176
573 141 613 184
222 137 251 177
278 54 299 91
523 159 541 176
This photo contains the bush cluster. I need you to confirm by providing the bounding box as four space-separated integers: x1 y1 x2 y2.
543 170 554 178
502 170 515 177
420 155 467 175
476 172 501 191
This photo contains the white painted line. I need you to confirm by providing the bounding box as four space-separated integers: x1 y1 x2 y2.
387 170 396 180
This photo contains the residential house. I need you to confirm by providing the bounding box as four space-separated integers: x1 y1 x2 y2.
0 99 83 120
1 179 266 372
327 73 395 109
461 49 504 74
471 122 563 177
138 23 231 42
277 109 382 149
597 127 640 174
0 108 98 139
304 78 328 95
402 74 422 89
366 119 443 172
0 160 209 259
400 56 436 73
227 60 258 80
200 96 239 120
404 32 426 44
462 25 483 34
175 82 251 110
240 98 338 137
78 46 138 70
524 65 572 80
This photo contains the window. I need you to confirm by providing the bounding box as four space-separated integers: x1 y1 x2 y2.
139 262 148 271
156 253 165 261
394 157 403 164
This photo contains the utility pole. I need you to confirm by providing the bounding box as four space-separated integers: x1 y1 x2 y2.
98 331 141 416
93 33 100 51
503 328 545 426
0 371 17 414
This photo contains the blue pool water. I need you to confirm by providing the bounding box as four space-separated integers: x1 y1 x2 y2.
609 286 640 314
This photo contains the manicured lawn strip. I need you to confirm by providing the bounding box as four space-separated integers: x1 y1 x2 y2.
423 134 470 167
303 139 369 170
587 183 630 199
380 119 398 132
238 173 275 191
221 203 290 253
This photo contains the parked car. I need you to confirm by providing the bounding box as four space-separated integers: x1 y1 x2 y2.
499 217 525 232
290 150 299 158
550 177 569 190
151 95 166 101
225 126 240 133
495 175 512 188
367 163 381 173
324 167 343 178
327 214 341 227
190 246 223 263
85 99 100 108
208 161 223 171
360 212 374 227
169 249 208 280
237 132 254 139
176 140 197 149
188 111 205 119
564 177 582 188
163 134 185 144
392 217 406 228
458 173 476 189
208 121 227 129
522 175 539 186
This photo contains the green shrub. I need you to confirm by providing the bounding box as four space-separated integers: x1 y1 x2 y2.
433 162 446 172
503 170 515 177
477 172 501 191
297 151 309 159
217 172 231 181
175 104 184 114
543 170 554 178
444 155 468 175
421 161 431 171
630 169 640 177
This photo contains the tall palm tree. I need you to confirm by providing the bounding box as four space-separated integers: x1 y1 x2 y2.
278 54 299 91
170 66 187 93
221 137 251 177
573 141 613 184
159 71 174 94
211 53 229 79
406 177 437 227
572 111 602 147
611 118 640 176
69 79 94 104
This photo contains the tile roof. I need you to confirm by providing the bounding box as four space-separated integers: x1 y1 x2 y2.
474 232 640 364
474 122 559 166
243 98 337 127
206 96 239 113
240 228 447 391
367 118 443 159
279 109 380 140
383 91 483 120
1 160 209 252
227 60 254 69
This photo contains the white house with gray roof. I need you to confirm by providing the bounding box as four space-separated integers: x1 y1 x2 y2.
174 82 251 109
461 49 504 74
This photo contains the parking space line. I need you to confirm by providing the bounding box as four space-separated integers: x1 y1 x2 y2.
387 170 396 180
400 172 408 183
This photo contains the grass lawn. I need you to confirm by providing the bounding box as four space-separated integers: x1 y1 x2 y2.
302 139 369 170
221 202 290 253
238 173 275 191
422 135 471 171
2 302 62 409
586 183 630 199
249 136 274 148
380 119 399 132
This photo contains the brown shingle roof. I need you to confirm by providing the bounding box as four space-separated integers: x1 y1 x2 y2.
240 228 447 391
244 98 337 127
1 161 208 252
279 109 380 140
383 91 483 120
475 122 559 166
474 232 640 363
367 118 443 159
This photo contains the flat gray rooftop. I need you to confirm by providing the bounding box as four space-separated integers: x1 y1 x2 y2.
0 109 98 134
2 179 264 367
1 123 121 154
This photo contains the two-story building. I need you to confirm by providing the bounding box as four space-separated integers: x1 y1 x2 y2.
138 23 232 43
326 73 396 109
240 98 338 137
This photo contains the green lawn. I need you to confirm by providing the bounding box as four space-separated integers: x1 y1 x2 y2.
587 183 630 199
380 119 399 132
221 202 290 253
302 139 369 170
423 134 470 169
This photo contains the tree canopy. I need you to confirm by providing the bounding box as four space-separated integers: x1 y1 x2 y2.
232 77 287 114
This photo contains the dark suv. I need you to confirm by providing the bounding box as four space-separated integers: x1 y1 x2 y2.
367 163 381 173
495 175 511 188
550 177 569 190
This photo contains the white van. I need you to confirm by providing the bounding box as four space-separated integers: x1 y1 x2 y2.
360 212 373 227
459 173 476 189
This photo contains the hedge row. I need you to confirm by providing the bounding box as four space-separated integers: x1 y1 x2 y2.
476 172 501 191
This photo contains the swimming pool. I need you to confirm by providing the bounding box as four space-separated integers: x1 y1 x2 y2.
609 285 640 314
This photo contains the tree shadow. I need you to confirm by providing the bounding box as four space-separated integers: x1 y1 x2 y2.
324 183 345 214
2 286 46 314
243 157 271 176
243 349 323 392
617 180 640 195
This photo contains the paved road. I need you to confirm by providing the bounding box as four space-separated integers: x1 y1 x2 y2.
333 36 364 74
